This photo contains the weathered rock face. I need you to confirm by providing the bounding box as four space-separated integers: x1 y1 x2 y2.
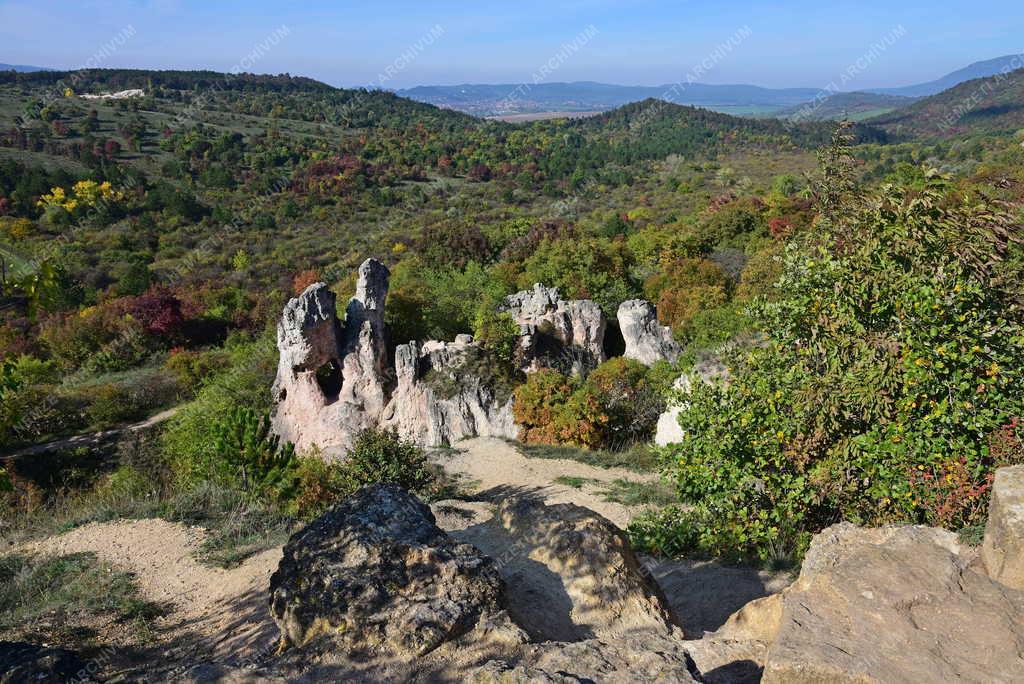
983 464 1024 590
501 283 606 374
269 484 505 658
617 299 681 366
271 259 391 454
382 338 517 446
744 523 1024 683
472 634 702 683
337 258 390 423
272 259 517 452
496 497 681 641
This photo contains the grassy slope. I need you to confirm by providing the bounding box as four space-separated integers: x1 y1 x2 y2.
771 91 916 122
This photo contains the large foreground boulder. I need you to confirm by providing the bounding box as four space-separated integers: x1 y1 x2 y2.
617 299 681 366
721 523 1024 683
496 497 681 640
501 283 606 374
269 484 505 658
983 464 1024 590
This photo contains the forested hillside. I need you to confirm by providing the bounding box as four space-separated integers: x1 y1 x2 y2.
869 67 1024 137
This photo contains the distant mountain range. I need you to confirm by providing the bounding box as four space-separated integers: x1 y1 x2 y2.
867 55 1024 98
399 55 1024 120
397 82 825 117
0 63 46 72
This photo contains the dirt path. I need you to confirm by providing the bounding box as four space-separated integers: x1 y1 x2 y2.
440 437 659 528
1 406 180 461
21 518 281 664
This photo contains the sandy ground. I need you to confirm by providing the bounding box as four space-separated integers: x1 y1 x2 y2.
440 437 659 528
21 518 282 665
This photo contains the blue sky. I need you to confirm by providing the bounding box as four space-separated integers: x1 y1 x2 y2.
1 1 1021 89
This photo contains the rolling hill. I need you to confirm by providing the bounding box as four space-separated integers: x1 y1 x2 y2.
0 62 46 72
867 67 1024 138
401 55 1024 119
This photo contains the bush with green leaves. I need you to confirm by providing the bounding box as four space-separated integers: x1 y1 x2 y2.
473 306 521 373
339 427 434 494
162 348 231 395
517 236 640 317
514 358 666 450
0 359 22 446
291 428 437 518
633 171 1024 561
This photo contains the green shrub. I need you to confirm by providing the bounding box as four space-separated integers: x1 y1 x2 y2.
0 359 23 446
340 427 434 494
7 355 59 385
163 348 231 395
163 334 277 485
473 307 520 373
518 236 640 317
644 172 1024 561
101 464 155 500
209 407 296 500
83 371 180 427
290 429 438 518
291 453 350 519
82 325 152 374
86 383 138 425
3 384 88 443
677 302 751 353
513 358 664 450
583 357 666 448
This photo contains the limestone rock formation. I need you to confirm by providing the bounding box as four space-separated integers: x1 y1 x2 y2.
382 337 517 447
337 258 390 423
272 258 517 452
617 299 681 365
271 259 391 454
983 464 1024 590
501 283 606 374
732 522 1024 683
269 484 505 658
